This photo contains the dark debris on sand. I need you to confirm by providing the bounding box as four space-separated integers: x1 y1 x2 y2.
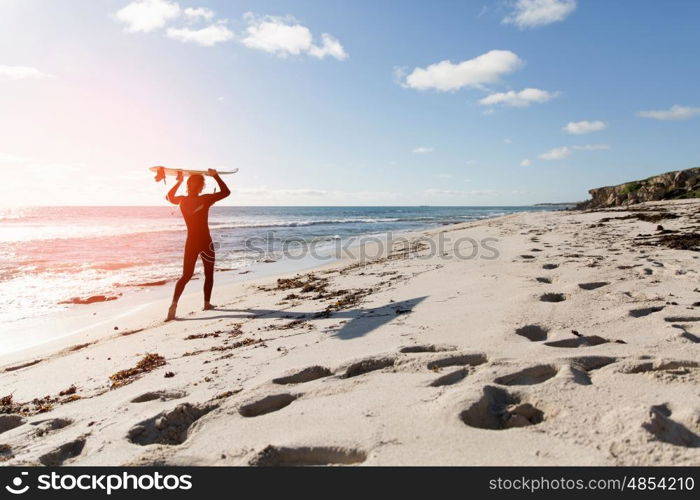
635 231 700 252
265 275 330 294
1 386 82 416
599 212 680 224
183 337 261 358
657 233 700 251
185 324 243 341
109 353 166 389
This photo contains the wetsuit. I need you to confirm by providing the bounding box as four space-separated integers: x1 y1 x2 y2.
168 175 230 304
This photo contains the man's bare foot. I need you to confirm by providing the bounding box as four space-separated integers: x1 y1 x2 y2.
203 302 216 311
166 303 177 321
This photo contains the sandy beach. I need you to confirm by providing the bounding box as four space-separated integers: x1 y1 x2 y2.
1 200 698 466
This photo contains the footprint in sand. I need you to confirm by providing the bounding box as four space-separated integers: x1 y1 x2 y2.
664 315 700 323
272 366 332 385
238 393 298 418
642 404 700 448
542 263 559 270
535 277 553 284
670 324 700 343
399 344 457 354
429 368 469 387
128 402 218 445
38 437 86 466
629 306 664 318
617 359 699 383
544 335 610 348
540 293 566 303
619 359 698 374
460 386 545 430
565 356 617 384
578 282 610 290
130 390 188 403
425 352 488 370
494 365 558 386
0 415 26 434
31 417 73 437
343 356 396 378
514 324 549 342
249 445 367 466
567 356 617 371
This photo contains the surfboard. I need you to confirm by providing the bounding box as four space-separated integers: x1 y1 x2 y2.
149 166 238 182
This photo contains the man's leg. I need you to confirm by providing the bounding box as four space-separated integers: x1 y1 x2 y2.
202 246 215 310
167 245 198 320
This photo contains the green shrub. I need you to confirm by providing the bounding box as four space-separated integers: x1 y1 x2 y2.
620 182 642 195
675 187 700 199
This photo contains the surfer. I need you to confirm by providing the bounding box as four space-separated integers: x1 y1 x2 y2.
165 169 231 321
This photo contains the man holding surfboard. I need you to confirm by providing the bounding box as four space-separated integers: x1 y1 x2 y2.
162 168 231 321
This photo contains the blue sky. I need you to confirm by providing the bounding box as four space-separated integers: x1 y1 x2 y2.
1 0 699 206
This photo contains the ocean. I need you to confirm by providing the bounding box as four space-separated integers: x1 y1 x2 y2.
0 205 554 325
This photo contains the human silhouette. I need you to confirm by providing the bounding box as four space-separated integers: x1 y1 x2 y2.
165 169 230 320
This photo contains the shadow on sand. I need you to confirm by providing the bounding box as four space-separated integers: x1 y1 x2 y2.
179 296 427 340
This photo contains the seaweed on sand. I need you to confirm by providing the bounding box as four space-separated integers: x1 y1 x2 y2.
109 353 166 389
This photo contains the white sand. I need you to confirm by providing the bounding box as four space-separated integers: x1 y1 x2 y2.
1 200 699 466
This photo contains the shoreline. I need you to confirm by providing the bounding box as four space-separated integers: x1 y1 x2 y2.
1 200 698 466
0 213 530 360
0 205 545 328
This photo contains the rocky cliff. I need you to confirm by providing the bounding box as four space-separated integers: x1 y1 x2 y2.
577 167 700 210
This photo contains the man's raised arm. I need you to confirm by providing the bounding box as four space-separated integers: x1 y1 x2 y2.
208 169 231 202
166 171 184 204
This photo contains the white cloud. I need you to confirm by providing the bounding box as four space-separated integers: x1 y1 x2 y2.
308 33 347 60
392 66 408 85
520 159 532 166
537 143 609 161
184 7 214 21
0 65 51 81
115 7 347 58
637 105 700 121
241 14 347 60
572 144 610 151
403 50 522 92
539 146 571 161
412 147 434 154
479 88 558 107
563 120 607 134
503 138 513 144
166 23 234 46
115 0 181 33
503 0 577 29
